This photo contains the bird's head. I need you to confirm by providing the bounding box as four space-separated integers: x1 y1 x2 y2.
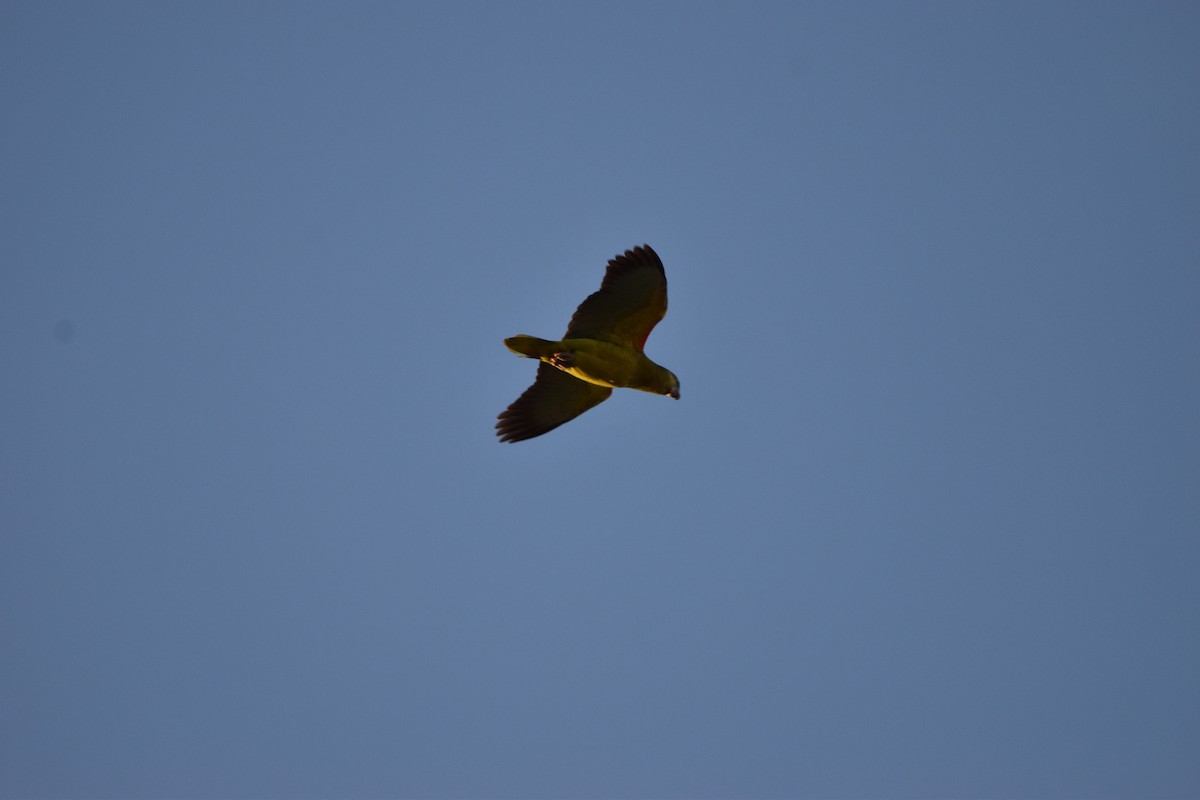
665 371 680 400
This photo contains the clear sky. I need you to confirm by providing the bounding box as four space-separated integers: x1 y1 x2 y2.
3 2 1198 798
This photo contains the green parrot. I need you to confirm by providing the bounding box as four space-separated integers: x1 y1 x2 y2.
496 244 680 442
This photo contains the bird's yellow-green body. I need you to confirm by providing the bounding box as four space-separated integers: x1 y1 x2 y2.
504 335 678 397
496 244 679 442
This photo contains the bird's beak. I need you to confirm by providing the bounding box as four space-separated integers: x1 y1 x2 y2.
669 388 680 400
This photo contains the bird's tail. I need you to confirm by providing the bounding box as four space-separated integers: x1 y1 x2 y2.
504 335 557 359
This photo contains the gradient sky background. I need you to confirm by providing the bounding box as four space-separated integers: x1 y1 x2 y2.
3 2 1199 798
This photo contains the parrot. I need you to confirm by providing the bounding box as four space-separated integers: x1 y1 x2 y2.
496 244 680 442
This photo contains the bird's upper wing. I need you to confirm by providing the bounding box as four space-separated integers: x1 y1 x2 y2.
496 363 613 442
563 245 667 351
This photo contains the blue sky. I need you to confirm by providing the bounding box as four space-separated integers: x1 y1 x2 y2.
3 2 1198 797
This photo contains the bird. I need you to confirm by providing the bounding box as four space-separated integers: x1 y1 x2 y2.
496 244 680 442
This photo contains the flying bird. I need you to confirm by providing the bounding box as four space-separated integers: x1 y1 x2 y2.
496 244 680 442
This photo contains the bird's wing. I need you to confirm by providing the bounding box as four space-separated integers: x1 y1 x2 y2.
563 245 667 351
496 363 613 442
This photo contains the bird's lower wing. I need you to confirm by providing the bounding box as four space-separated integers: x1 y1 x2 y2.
496 363 613 442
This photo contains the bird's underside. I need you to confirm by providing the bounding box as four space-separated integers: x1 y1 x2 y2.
496 244 679 443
